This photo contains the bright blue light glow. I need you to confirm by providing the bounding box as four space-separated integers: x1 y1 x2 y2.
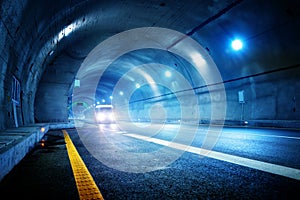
109 96 113 100
165 71 172 77
231 39 243 51
102 99 106 103
135 83 140 88
119 91 124 96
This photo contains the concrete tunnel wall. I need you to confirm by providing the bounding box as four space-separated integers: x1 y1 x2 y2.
127 65 300 127
0 0 85 129
0 0 300 130
34 51 82 123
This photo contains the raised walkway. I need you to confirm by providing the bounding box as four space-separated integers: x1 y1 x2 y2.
0 122 75 181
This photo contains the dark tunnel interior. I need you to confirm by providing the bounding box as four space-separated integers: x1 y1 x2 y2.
0 0 300 130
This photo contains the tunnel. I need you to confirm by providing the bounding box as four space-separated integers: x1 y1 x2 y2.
0 0 299 129
0 0 300 199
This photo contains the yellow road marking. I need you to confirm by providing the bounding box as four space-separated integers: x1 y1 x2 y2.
63 130 104 200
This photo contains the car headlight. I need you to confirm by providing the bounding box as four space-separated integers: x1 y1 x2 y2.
109 113 114 121
96 113 105 121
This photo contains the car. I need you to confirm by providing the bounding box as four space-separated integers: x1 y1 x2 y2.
95 104 115 123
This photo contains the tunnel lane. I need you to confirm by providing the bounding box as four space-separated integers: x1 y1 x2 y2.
124 132 300 180
70 123 300 198
84 123 300 180
1 125 299 199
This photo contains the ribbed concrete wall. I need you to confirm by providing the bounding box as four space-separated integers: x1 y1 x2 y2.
0 0 299 130
128 65 300 128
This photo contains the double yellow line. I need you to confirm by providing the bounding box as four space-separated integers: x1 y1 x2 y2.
63 130 104 200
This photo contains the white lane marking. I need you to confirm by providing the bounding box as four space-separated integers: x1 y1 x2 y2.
124 133 300 180
115 131 127 134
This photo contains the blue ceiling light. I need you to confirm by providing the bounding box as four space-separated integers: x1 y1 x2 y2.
231 39 243 51
165 70 172 78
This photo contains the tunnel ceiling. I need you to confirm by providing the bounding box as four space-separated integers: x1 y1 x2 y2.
1 0 300 125
33 0 299 98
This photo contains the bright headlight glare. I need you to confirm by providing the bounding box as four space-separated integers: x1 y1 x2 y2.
109 113 114 120
96 113 105 121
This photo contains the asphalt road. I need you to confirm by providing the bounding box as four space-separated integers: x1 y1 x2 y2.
0 123 299 199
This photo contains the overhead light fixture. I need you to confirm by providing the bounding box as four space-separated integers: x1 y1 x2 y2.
231 39 243 51
165 71 172 78
64 24 73 37
57 23 78 42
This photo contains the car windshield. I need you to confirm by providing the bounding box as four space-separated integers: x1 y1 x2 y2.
97 107 112 113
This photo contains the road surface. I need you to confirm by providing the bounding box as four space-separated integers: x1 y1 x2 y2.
0 123 299 199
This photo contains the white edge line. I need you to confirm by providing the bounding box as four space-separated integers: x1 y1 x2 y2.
124 133 300 181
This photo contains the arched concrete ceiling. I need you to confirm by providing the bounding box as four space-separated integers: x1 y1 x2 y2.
39 0 299 90
1 0 300 127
